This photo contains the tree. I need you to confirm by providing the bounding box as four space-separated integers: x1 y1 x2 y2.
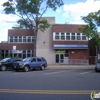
80 10 100 55
2 0 64 56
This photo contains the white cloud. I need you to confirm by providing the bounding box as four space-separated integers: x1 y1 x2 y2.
63 0 100 24
56 9 61 13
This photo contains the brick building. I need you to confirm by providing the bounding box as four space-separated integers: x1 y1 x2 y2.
0 17 89 64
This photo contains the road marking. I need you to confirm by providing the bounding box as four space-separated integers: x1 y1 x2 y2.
80 71 94 74
44 71 67 75
0 89 99 94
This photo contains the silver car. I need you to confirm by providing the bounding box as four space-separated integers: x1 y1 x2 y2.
95 59 100 72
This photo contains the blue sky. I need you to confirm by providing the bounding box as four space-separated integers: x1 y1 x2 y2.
0 0 100 42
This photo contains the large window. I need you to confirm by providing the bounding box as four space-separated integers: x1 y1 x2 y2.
9 36 34 43
53 32 87 41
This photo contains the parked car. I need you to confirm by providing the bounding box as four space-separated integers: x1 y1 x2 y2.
95 59 100 72
13 57 48 72
0 57 22 71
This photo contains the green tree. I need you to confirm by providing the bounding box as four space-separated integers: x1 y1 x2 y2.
80 10 100 54
2 0 64 56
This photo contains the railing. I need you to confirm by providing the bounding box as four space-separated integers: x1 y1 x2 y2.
59 59 89 65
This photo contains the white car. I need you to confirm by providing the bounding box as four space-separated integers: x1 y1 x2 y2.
95 59 100 72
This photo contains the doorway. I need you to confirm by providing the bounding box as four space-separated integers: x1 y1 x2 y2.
55 53 64 63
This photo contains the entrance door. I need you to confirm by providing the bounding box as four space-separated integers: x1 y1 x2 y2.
59 54 64 64
55 54 64 63
56 54 59 63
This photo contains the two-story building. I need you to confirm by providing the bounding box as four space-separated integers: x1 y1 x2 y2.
0 17 89 64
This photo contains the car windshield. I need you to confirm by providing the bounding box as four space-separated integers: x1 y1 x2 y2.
23 57 32 62
1 58 10 62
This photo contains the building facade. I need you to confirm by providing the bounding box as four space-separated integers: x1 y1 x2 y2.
0 17 89 64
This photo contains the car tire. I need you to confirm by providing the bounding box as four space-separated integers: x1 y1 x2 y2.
1 65 6 71
95 67 98 72
40 65 45 71
23 66 29 72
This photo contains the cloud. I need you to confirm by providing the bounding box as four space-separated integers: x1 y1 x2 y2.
63 0 100 24
56 9 61 13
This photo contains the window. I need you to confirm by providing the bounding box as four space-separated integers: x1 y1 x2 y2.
32 36 34 42
10 36 13 42
61 33 65 40
77 33 81 40
19 36 22 42
82 33 86 40
55 33 60 40
27 36 31 42
14 36 18 42
31 58 36 62
66 33 70 40
71 33 75 40
37 58 42 62
23 36 26 42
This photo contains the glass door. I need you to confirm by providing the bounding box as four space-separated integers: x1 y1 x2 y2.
56 54 59 63
60 54 64 63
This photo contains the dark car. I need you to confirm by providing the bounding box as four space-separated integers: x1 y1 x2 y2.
0 57 22 71
13 57 48 72
95 59 100 72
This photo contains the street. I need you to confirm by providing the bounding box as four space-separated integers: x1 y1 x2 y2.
0 67 100 100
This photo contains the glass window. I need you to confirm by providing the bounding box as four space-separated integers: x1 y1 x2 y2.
32 36 34 42
82 33 86 40
71 33 75 40
31 58 36 62
14 36 18 42
19 36 22 42
27 50 30 53
10 36 14 42
55 32 60 40
66 33 70 40
61 33 65 40
37 58 42 62
77 33 81 40
23 36 26 42
27 37 31 42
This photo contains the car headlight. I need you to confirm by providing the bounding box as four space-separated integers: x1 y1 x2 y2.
19 63 24 66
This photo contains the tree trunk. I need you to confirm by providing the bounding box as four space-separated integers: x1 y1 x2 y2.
33 28 38 57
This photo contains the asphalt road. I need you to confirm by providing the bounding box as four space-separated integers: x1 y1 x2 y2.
0 68 100 100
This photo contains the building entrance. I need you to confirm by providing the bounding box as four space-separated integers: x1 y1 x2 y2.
55 50 69 64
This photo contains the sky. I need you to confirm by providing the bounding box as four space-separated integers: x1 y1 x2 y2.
0 0 100 42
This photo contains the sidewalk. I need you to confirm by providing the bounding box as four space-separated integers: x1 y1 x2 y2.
47 65 95 70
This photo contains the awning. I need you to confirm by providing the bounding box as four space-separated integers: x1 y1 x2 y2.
53 44 88 49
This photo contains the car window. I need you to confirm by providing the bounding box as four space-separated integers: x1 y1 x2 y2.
41 57 46 61
31 58 36 62
97 59 100 63
37 58 42 62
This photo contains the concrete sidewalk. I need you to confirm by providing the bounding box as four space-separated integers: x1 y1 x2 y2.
46 65 95 70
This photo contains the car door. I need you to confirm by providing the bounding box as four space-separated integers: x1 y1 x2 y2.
37 58 42 67
30 57 37 68
6 58 14 68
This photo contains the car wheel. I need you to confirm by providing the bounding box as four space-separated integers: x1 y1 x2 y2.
24 66 29 72
1 65 6 71
95 67 98 72
40 65 45 71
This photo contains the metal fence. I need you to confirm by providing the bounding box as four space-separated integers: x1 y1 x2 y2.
59 59 89 65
